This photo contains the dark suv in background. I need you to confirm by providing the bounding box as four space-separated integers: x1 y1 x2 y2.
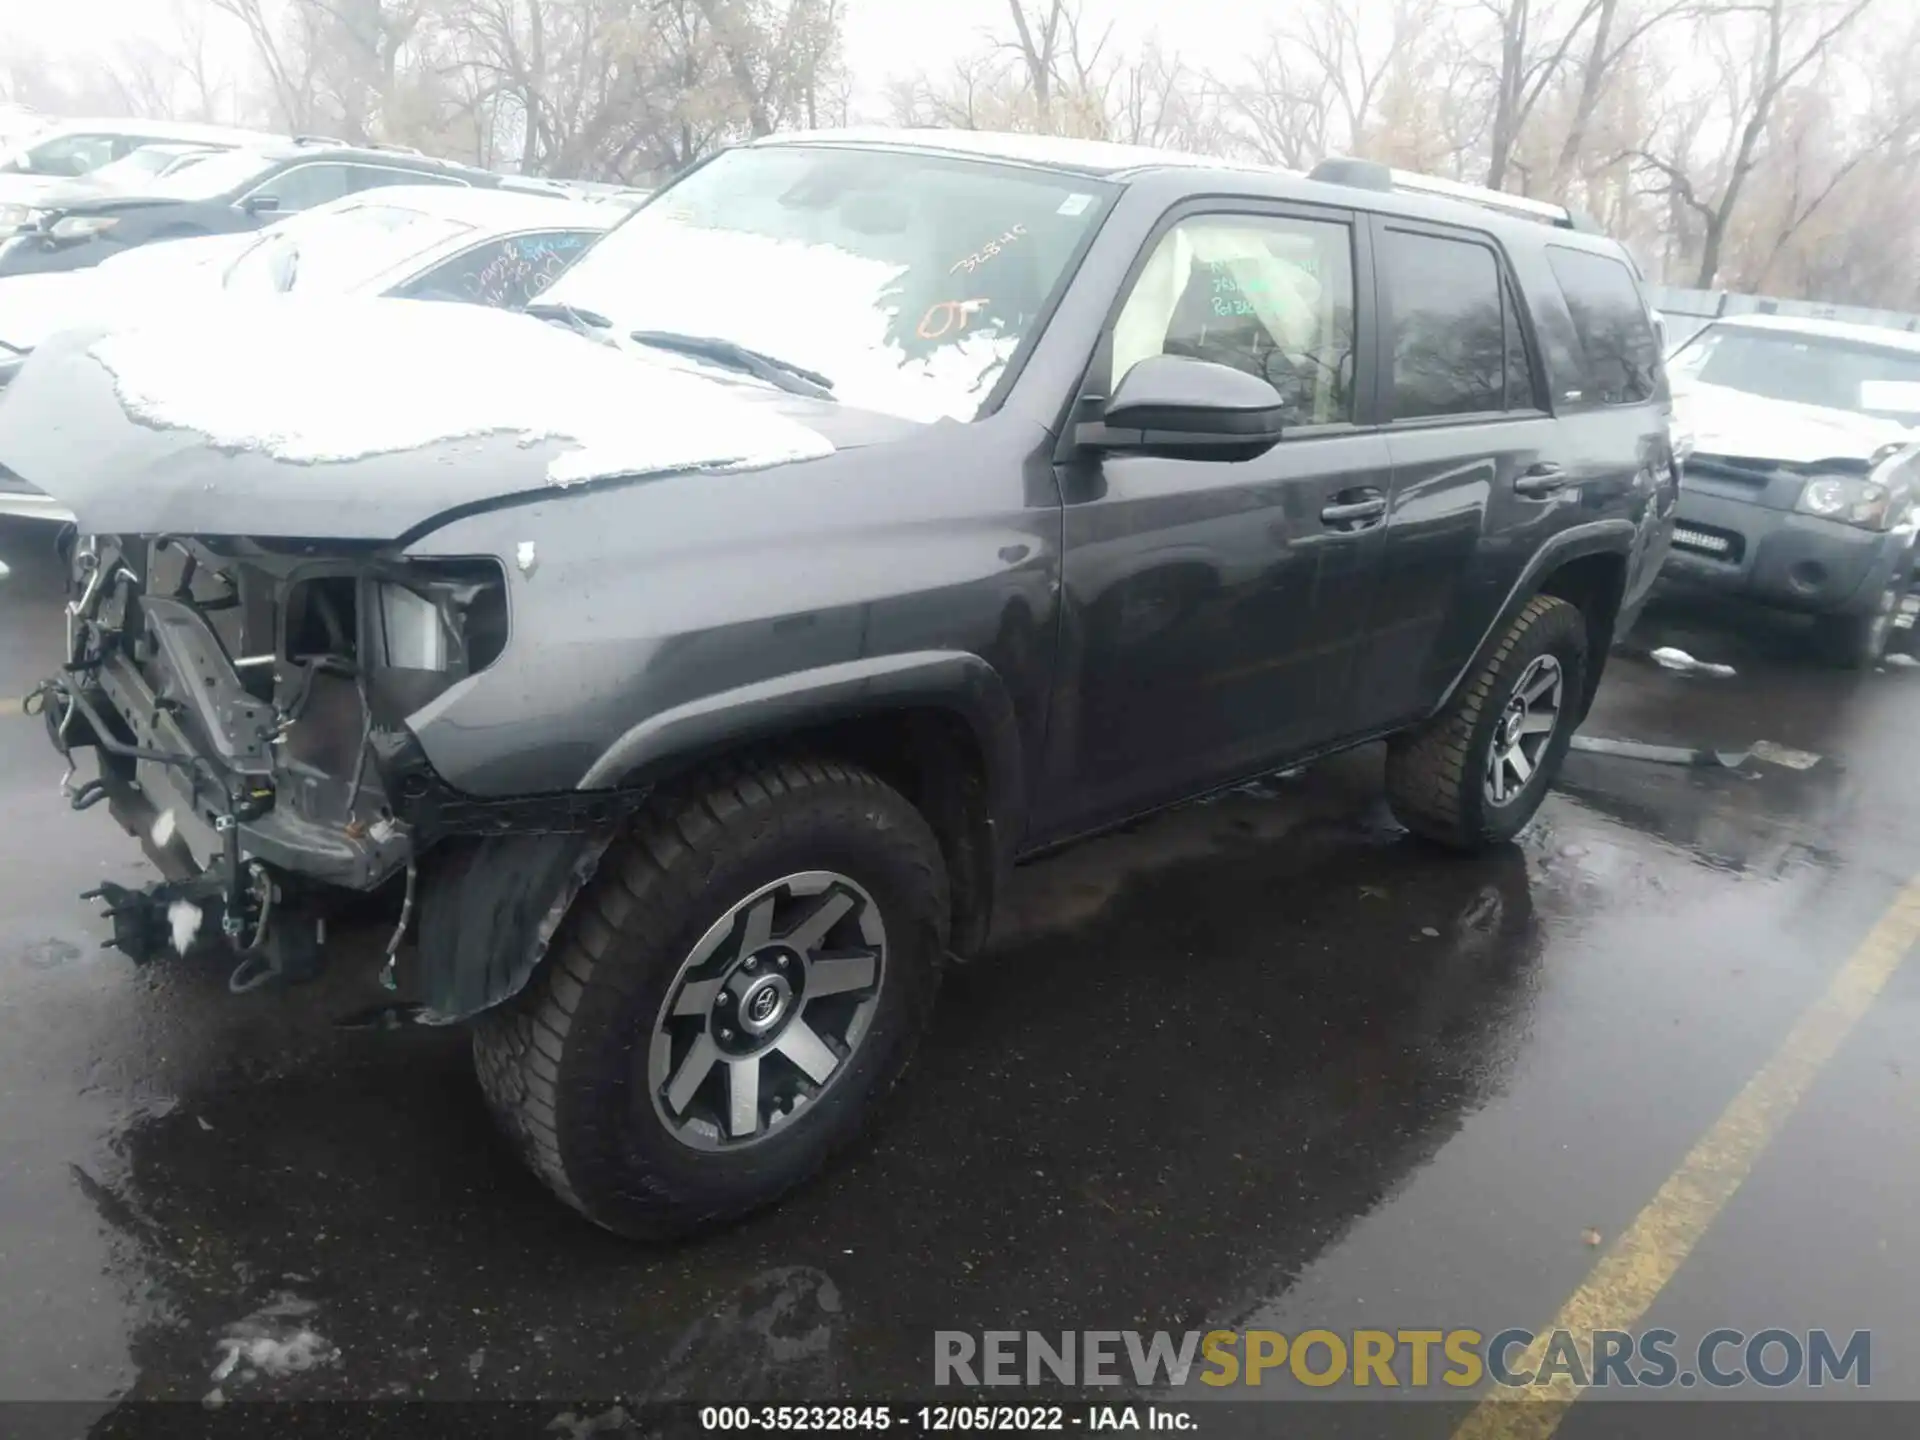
2 131 1676 1239
0 138 516 276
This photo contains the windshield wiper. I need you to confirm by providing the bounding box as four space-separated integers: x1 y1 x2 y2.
524 300 614 330
629 330 835 400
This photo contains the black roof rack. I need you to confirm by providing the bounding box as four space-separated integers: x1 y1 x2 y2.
1308 156 1601 233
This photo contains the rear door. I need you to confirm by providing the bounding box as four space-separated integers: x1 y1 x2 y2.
1536 244 1676 610
1347 219 1566 734
1037 200 1395 837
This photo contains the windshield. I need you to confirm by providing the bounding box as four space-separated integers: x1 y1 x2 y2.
223 201 476 296
141 149 279 200
3 130 125 177
539 144 1115 422
85 146 213 189
1670 325 1920 421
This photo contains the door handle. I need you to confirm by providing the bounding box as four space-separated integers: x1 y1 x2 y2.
1514 462 1568 497
1320 493 1387 527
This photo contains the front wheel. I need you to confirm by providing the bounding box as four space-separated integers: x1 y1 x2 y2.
1811 565 1907 669
1385 594 1589 849
472 757 948 1239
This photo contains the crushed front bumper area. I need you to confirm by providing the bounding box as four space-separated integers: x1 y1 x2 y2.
36 533 636 1009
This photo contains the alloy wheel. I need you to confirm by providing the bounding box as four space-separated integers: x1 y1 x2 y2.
1485 654 1563 807
648 871 886 1151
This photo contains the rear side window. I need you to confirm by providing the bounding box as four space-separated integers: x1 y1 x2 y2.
1503 282 1542 409
1382 229 1507 419
1546 246 1659 405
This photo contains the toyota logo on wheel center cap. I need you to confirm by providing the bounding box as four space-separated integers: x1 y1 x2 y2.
736 974 792 1035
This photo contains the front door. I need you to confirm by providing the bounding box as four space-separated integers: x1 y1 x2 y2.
1036 202 1392 840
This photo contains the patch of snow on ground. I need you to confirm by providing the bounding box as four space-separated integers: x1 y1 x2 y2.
209 1293 338 1384
88 298 835 487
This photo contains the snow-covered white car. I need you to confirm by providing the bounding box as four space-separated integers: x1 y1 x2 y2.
0 186 617 522
1664 313 1920 665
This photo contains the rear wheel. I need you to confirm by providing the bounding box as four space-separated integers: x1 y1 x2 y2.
1385 595 1588 849
472 757 947 1239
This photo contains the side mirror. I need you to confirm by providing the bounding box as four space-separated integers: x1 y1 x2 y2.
1650 310 1669 355
1079 354 1288 461
242 194 281 216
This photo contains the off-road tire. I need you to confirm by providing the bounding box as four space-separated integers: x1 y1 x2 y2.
472 757 948 1239
1385 594 1588 850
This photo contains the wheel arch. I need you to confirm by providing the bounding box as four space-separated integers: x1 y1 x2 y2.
1436 521 1633 725
578 651 1025 960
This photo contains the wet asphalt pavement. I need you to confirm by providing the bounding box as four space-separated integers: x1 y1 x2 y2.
4 513 1920 1430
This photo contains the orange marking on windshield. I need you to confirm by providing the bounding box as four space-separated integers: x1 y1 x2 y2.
917 298 990 341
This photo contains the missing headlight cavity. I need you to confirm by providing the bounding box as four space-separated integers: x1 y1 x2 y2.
368 560 508 674
363 559 510 724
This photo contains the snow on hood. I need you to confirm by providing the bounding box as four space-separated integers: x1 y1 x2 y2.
85 296 836 487
1674 379 1915 465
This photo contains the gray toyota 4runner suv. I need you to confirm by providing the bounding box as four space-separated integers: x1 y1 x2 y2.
1 131 1676 1238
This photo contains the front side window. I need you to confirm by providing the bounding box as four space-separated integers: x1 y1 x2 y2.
1546 245 1660 405
1383 229 1506 419
248 163 355 212
1668 324 1920 421
1111 212 1356 425
537 144 1114 423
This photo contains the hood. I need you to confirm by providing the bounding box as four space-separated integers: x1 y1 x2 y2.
1674 379 1914 466
24 192 181 217
0 297 852 540
0 173 78 211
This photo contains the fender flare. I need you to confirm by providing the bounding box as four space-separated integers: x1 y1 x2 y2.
577 649 1026 863
1432 519 1636 720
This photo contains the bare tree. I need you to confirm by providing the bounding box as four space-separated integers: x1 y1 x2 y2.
1221 0 1452 168
1478 0 1605 190
1548 0 1698 190
1636 0 1878 286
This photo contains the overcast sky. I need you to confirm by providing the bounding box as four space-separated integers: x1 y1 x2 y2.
1 0 1260 112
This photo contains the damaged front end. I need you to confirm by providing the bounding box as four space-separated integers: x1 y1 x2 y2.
33 531 621 1013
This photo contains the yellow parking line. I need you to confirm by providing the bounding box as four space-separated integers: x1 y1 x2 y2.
0 697 21 718
1454 873 1920 1439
